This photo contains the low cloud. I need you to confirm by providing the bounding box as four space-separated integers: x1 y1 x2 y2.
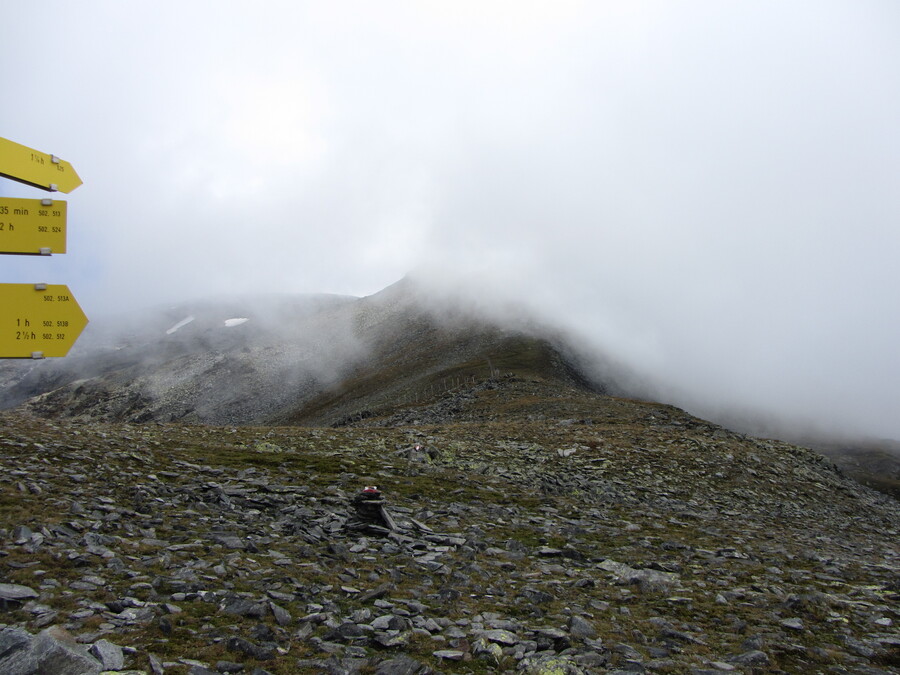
1 1 898 440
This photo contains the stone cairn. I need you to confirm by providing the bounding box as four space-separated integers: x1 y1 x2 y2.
347 486 397 535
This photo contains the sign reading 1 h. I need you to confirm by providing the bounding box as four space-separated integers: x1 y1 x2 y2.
1 136 87 358
0 284 89 358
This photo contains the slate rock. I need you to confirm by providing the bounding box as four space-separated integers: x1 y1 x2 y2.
0 584 39 609
187 667 219 675
226 636 276 661
373 632 410 648
148 652 165 675
374 655 430 675
269 601 292 626
520 654 587 674
0 626 102 675
325 622 369 642
12 525 33 544
222 597 267 618
727 649 770 666
433 649 466 660
371 614 409 631
569 615 598 639
0 627 32 662
480 628 518 645
780 617 804 631
519 587 555 604
89 638 124 670
360 582 395 603
472 637 504 661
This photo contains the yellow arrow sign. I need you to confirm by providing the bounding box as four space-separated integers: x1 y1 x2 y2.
0 137 82 193
0 197 67 254
0 284 88 358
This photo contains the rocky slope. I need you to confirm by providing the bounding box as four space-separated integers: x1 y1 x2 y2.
1 376 898 674
0 279 620 428
3 277 898 502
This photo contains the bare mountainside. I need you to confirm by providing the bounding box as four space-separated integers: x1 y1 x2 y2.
1 277 899 502
0 384 899 673
0 280 899 672
0 278 622 427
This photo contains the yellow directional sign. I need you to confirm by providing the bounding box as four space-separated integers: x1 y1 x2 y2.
0 197 67 254
0 284 88 358
0 137 82 193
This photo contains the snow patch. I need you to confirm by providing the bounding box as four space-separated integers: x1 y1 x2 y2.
166 316 195 335
224 318 249 327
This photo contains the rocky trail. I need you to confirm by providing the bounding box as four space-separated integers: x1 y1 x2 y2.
1 380 899 674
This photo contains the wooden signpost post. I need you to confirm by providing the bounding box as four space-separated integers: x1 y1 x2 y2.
1 136 87 358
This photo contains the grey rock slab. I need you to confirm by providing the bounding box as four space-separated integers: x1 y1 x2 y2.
534 627 569 640
325 622 369 641
214 661 245 673
220 596 267 618
780 617 804 631
519 654 587 674
212 534 245 549
12 525 33 544
374 655 428 675
187 666 220 675
480 628 519 645
433 649 466 660
726 649 770 666
0 626 102 675
269 601 292 626
598 560 680 592
373 632 410 648
226 637 276 661
372 614 409 631
0 626 32 659
569 615 598 639
575 652 609 669
89 638 124 670
0 583 39 604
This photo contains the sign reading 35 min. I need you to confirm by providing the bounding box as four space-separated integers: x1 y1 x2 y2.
0 197 67 254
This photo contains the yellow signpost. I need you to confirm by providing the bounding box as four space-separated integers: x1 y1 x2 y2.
0 284 88 358
1 136 86 357
0 197 67 255
0 136 82 194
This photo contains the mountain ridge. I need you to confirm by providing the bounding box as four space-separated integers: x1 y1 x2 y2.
0 278 623 427
1 278 899 502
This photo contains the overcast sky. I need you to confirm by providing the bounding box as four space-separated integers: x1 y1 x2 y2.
2 1 899 441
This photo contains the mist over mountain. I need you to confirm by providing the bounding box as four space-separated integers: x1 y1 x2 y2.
1 276 898 502
4 2 899 448
0 277 627 427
